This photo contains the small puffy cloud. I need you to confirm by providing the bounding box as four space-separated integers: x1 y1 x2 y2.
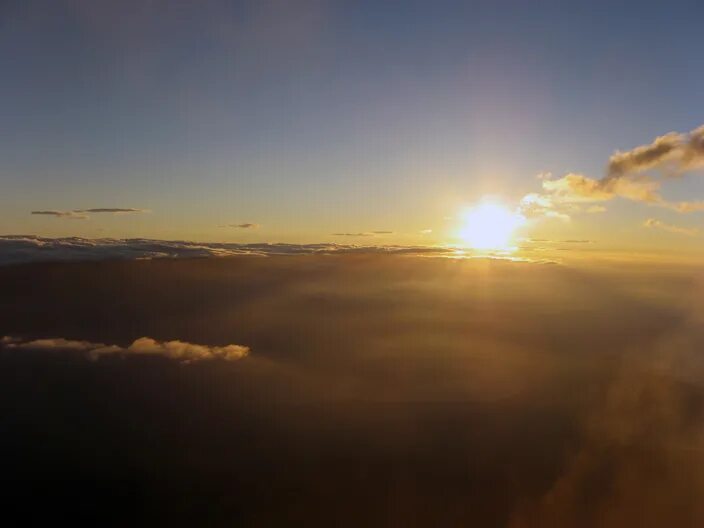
519 193 571 220
123 337 249 361
420 229 433 234
1 335 249 363
643 218 698 236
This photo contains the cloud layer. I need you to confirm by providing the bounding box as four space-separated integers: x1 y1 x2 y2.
1 253 703 525
0 235 448 265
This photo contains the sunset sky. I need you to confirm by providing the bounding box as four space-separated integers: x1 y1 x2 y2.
2 0 703 254
4 3 704 525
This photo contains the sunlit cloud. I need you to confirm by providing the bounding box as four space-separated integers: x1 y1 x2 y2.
607 125 704 178
520 124 704 220
1 335 249 363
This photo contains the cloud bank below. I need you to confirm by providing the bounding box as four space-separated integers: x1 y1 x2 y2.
0 235 448 266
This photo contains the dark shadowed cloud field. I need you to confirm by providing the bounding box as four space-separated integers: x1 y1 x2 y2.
1 253 703 526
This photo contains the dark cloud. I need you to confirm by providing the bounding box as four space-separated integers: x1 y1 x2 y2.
31 208 145 219
31 210 88 219
0 254 702 524
74 208 146 214
607 125 704 179
509 307 704 527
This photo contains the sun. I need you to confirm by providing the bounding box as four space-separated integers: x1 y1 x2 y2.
458 202 525 250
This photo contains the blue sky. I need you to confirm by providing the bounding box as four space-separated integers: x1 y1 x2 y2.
1 0 703 248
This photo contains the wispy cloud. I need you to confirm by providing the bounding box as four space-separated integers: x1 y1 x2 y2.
31 208 146 219
0 235 451 265
643 218 698 236
332 230 393 237
1 335 249 363
75 208 146 214
31 210 88 220
220 223 260 229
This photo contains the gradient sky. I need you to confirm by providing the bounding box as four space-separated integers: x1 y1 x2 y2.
1 0 703 252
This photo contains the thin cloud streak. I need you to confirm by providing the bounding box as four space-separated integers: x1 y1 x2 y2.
31 208 146 219
643 218 698 236
31 210 88 220
219 223 260 229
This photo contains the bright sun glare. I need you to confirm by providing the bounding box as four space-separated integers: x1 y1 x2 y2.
459 202 526 251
